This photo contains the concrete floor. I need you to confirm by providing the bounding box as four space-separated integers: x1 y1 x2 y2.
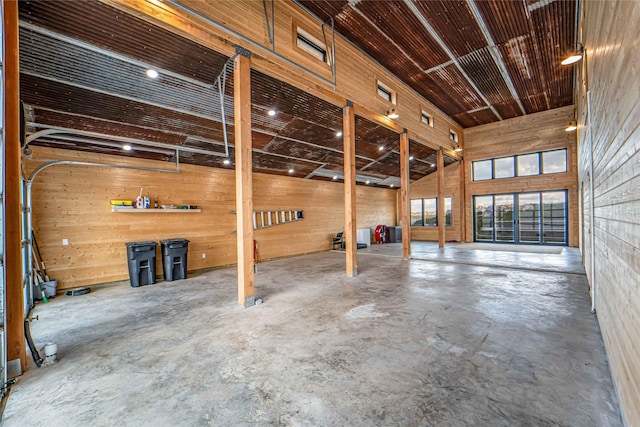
2 243 621 426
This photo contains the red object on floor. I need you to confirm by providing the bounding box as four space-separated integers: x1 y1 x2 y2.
375 225 388 243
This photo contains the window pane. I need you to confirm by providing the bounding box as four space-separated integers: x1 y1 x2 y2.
518 193 541 242
542 150 567 174
410 199 423 226
445 197 452 227
494 195 514 241
517 153 539 176
473 160 492 181
542 191 566 243
424 198 437 226
474 196 494 241
494 157 514 179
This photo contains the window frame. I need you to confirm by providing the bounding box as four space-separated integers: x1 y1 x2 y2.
472 148 568 182
409 197 453 227
376 80 397 105
420 110 434 127
295 26 330 65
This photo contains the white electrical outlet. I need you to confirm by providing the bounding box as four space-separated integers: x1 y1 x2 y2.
62 239 69 246
202 253 206 259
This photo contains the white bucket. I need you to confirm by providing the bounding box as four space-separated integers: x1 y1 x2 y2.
44 342 57 364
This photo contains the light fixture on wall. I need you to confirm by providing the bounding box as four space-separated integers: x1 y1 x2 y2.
386 106 399 119
561 45 584 65
453 143 463 152
565 121 578 132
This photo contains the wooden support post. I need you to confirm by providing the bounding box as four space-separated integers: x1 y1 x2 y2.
343 103 357 276
459 159 466 242
4 0 26 373
437 149 445 249
399 132 410 259
234 48 255 306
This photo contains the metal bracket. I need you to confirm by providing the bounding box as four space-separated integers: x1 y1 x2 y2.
235 46 251 58
21 240 31 248
244 296 256 307
346 100 354 107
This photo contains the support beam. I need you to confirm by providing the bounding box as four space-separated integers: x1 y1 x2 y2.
233 49 255 306
437 149 445 249
343 103 357 276
399 132 410 259
459 159 467 242
4 0 26 373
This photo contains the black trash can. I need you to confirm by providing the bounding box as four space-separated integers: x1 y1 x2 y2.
160 238 190 281
125 241 158 287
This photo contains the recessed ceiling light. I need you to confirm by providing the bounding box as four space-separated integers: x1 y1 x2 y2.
409 156 414 161
288 168 295 174
267 109 277 116
223 159 230 165
336 131 343 137
430 163 435 167
390 184 394 188
122 144 132 151
365 180 370 184
146 69 159 79
379 146 384 151
332 175 338 180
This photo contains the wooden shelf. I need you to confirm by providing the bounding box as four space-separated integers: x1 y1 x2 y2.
111 208 201 213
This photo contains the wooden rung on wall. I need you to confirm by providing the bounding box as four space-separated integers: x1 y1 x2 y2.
230 209 304 231
253 210 304 230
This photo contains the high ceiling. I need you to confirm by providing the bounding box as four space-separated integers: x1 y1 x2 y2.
19 0 457 186
298 0 576 127
18 0 576 183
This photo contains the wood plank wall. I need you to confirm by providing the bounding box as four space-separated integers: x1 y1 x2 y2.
577 1 640 425
26 147 396 290
408 163 463 242
105 0 463 151
464 106 579 246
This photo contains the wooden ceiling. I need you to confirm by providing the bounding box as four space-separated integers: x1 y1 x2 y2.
17 0 575 183
298 0 576 127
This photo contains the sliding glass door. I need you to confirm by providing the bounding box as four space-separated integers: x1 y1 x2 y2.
473 191 567 245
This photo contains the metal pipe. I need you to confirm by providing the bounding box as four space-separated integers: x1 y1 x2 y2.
164 0 337 90
24 127 227 158
218 65 230 158
28 160 180 183
37 136 175 156
587 90 596 314
25 182 34 312
20 178 32 311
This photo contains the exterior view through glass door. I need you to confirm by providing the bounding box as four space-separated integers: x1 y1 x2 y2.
473 191 567 245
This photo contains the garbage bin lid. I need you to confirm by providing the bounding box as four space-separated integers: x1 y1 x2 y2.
160 238 190 244
126 241 158 247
